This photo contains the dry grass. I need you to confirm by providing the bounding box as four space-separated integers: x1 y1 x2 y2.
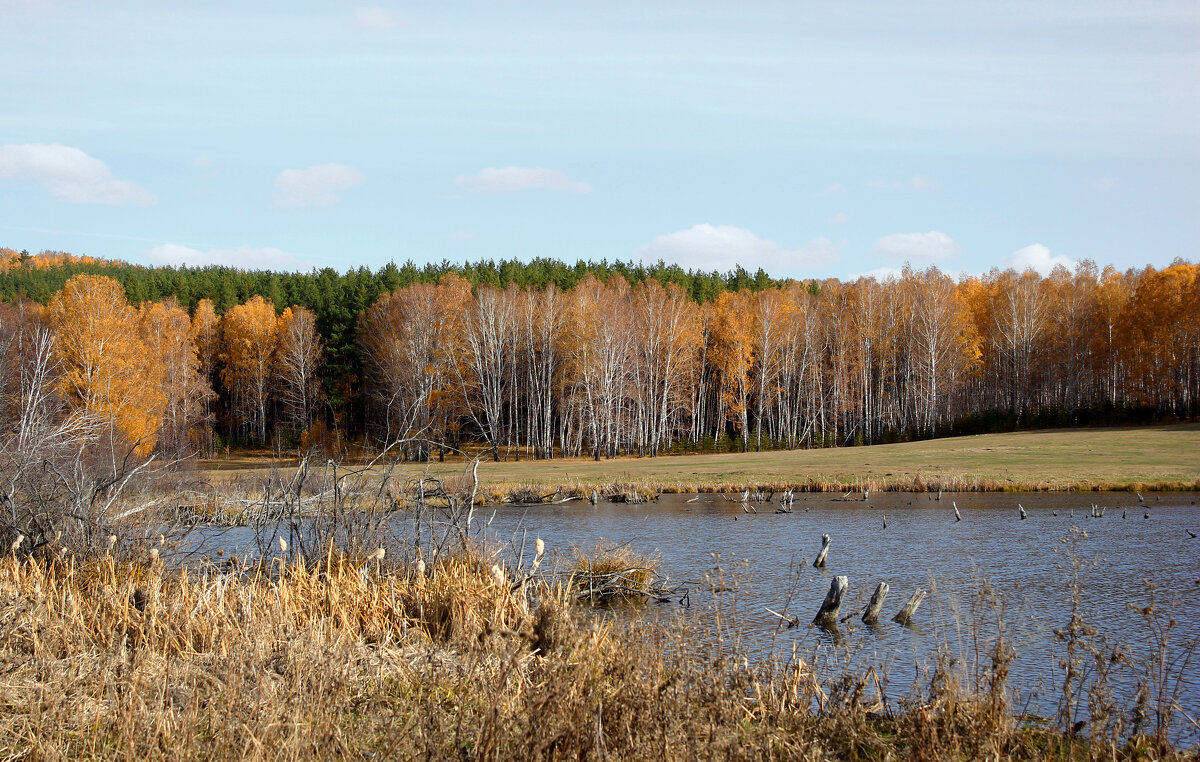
202 424 1200 497
569 542 659 601
0 546 1193 761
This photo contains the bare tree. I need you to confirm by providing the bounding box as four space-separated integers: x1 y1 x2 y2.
276 305 325 436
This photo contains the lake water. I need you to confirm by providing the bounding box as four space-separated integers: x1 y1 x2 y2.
191 490 1200 734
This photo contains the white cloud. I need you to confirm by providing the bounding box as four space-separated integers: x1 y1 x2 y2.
455 167 591 194
273 163 364 207
447 230 477 242
350 7 404 31
814 182 846 197
827 212 851 225
908 175 937 190
848 266 905 282
0 143 156 206
192 154 214 170
637 223 840 275
142 243 317 272
1094 176 1118 191
1005 243 1077 275
866 179 890 189
873 231 961 262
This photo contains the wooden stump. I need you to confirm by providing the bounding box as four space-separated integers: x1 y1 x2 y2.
1019 504 1027 520
893 589 927 625
813 533 831 568
953 502 962 522
812 575 848 627
862 581 890 624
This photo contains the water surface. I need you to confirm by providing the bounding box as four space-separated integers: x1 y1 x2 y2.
193 490 1200 731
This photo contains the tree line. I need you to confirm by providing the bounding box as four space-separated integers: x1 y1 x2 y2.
0 249 1196 461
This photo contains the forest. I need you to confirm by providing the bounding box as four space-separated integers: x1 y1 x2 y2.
1 247 1197 462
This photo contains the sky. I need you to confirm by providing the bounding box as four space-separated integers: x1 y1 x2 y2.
1 0 1197 280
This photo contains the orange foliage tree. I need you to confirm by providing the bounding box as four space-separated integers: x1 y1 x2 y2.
47 275 166 456
219 296 280 443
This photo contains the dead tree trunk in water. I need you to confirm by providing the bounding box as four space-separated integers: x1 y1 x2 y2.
893 589 927 625
862 581 890 624
812 575 848 627
813 533 831 568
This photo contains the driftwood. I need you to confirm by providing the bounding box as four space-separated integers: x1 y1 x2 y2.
893 589 926 625
813 533 831 568
861 582 890 624
766 606 798 628
812 575 848 627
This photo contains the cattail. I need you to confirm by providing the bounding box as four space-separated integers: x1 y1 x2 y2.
370 547 386 562
10 534 23 554
490 564 506 587
415 557 426 577
279 536 288 554
535 538 545 557
107 535 117 549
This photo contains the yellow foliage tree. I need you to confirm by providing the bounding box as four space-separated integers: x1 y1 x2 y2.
48 275 166 456
710 290 756 448
139 298 213 458
219 296 280 443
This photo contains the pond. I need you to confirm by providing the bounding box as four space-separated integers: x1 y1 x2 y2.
190 490 1200 732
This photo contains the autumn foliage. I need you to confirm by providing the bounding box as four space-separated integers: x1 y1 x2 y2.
1 258 1197 461
359 261 1199 459
47 276 167 456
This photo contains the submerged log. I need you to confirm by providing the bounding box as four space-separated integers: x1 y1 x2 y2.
813 533 831 568
812 575 848 627
862 581 890 624
893 589 927 625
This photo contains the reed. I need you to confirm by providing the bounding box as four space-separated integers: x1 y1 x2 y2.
0 547 1193 760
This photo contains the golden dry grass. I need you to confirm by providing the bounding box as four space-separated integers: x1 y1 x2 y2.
0 549 1192 760
204 424 1200 495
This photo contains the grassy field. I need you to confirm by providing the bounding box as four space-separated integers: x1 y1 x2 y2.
203 423 1200 494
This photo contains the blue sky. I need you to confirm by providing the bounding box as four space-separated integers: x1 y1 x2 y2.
1 0 1197 279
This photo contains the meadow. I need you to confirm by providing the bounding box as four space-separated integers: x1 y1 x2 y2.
204 424 1200 499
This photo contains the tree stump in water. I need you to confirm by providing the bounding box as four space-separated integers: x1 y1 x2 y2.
812 575 848 627
953 502 962 522
893 589 927 625
813 533 831 568
862 582 890 624
1019 504 1027 520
